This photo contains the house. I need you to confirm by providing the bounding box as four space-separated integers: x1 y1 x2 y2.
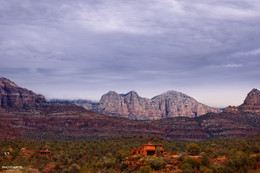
20 148 51 157
36 149 51 156
21 148 35 157
130 142 165 157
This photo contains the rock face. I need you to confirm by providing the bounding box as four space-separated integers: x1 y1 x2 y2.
224 88 260 114
97 90 221 120
1 105 258 141
0 77 45 108
98 91 152 119
240 89 260 114
0 78 259 141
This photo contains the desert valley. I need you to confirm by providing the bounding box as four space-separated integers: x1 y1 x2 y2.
1 0 260 172
0 77 259 172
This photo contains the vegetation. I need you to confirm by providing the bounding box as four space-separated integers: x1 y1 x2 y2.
145 156 165 170
0 134 259 172
187 143 201 155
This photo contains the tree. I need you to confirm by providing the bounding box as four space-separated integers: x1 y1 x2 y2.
225 151 250 172
103 156 116 168
204 147 217 158
68 163 80 173
181 157 197 169
155 146 162 157
145 156 165 170
187 143 201 155
200 166 213 173
138 165 153 173
95 161 103 169
201 153 210 167
250 142 260 154
115 150 128 161
180 163 193 173
120 163 128 172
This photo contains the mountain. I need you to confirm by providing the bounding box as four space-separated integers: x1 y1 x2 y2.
224 88 260 115
0 104 258 141
0 77 258 141
240 88 260 114
95 90 221 120
0 77 45 108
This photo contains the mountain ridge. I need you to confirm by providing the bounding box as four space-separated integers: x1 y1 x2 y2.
0 77 45 108
0 77 259 141
94 90 221 120
224 88 260 115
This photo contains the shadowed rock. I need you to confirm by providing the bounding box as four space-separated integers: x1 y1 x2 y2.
224 88 260 115
0 77 45 108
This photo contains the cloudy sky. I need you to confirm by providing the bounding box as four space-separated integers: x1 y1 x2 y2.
1 0 260 107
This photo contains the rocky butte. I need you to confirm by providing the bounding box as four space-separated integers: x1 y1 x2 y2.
0 77 259 141
94 90 221 120
0 77 45 108
224 88 260 115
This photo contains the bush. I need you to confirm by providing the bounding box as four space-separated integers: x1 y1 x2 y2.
96 161 103 168
115 150 128 161
68 164 80 173
138 165 153 173
225 151 250 172
180 163 193 173
178 154 185 162
145 156 165 170
120 163 128 171
250 143 259 153
201 153 210 167
181 157 197 169
204 147 217 158
200 166 213 173
187 143 201 155
103 156 116 168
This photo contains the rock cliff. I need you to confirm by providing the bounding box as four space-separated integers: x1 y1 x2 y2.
224 88 260 114
0 77 45 108
240 88 260 114
0 77 258 141
97 90 221 120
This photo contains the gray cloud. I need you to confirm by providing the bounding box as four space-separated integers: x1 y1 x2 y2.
1 0 260 107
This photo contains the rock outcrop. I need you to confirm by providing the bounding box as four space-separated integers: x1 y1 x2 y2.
240 88 260 114
1 104 258 141
0 77 45 108
224 88 260 115
96 90 221 120
0 77 258 141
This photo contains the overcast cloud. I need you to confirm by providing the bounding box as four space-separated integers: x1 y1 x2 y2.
0 0 260 107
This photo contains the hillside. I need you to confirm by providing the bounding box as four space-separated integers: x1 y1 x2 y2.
0 77 259 141
73 90 221 120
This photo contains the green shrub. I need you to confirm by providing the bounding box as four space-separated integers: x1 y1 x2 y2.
178 154 185 162
225 151 250 172
68 163 80 173
96 161 103 168
180 163 193 173
187 143 201 155
201 153 210 167
120 163 128 171
204 147 217 158
145 156 165 170
103 157 116 168
181 157 197 169
200 166 213 173
138 165 153 173
115 150 128 161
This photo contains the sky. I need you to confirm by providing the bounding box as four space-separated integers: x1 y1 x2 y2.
0 0 260 107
